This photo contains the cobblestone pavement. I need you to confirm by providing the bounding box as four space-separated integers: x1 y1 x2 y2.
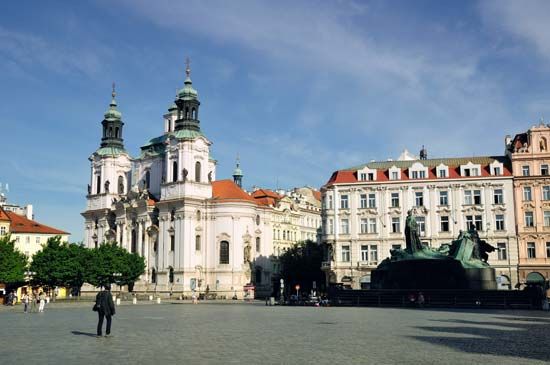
1 301 549 364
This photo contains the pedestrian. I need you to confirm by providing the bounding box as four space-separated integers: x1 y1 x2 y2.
38 291 46 312
192 290 198 304
30 291 37 313
22 293 29 313
95 284 116 337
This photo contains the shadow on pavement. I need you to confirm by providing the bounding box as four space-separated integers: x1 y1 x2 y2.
408 316 550 362
71 331 97 337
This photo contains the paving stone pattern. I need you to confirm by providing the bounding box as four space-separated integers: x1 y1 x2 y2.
0 302 549 364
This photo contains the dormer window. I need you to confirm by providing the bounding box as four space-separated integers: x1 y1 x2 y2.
460 162 482 177
357 167 377 181
436 164 449 178
388 166 401 180
359 173 367 181
391 171 398 180
490 160 504 176
409 162 428 180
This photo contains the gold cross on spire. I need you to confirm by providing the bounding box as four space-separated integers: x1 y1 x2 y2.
185 57 191 77
112 82 116 98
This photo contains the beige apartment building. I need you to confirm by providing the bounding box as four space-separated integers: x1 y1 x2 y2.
507 123 550 285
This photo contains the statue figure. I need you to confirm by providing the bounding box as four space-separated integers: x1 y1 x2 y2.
470 229 495 263
404 210 423 254
183 168 188 182
244 244 251 263
87 184 91 195
208 171 212 183
104 180 110 193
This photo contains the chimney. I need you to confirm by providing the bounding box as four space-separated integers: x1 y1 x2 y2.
26 204 33 220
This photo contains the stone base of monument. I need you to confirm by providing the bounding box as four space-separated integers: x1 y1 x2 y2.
371 259 496 290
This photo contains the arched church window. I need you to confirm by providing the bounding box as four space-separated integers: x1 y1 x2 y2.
541 137 547 152
172 161 178 182
109 127 113 137
195 235 201 251
145 170 150 189
283 231 286 240
169 267 174 284
185 107 189 118
96 175 101 194
151 269 157 284
256 237 261 252
256 215 260 225
220 241 229 264
192 108 196 119
118 176 124 194
195 161 201 182
131 229 137 253
196 210 201 221
170 209 175 221
115 127 119 138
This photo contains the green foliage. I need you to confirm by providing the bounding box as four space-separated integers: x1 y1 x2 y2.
279 240 325 293
86 242 145 290
30 236 69 290
0 235 28 286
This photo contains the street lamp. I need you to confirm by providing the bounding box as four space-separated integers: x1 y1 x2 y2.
112 272 122 297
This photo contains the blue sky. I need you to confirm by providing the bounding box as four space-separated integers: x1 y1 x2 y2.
1 0 550 241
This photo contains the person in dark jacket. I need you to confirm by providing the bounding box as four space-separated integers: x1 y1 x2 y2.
96 284 116 337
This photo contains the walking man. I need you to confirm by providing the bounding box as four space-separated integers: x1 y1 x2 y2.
38 291 46 312
22 293 29 313
95 284 116 337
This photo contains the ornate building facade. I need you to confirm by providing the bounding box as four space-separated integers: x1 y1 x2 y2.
321 151 518 290
507 123 550 286
82 66 274 298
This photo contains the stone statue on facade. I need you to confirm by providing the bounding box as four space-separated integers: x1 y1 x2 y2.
244 244 251 263
208 171 212 183
183 168 188 182
104 180 110 193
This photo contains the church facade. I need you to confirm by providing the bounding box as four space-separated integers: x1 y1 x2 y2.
82 65 274 298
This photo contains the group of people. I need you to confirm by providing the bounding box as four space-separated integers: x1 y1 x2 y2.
21 291 47 313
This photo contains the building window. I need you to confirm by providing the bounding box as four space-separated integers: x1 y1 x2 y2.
391 192 399 208
0 227 5 235
440 216 449 232
96 175 101 194
256 237 261 252
493 189 503 204
527 242 536 258
391 244 401 251
195 161 201 182
328 219 333 234
220 241 229 264
411 171 418 179
438 169 447 178
170 234 175 252
368 173 374 181
151 269 157 284
172 161 178 182
118 175 125 194
391 171 399 180
340 219 350 234
340 195 349 209
439 191 448 206
391 217 400 233
465 215 483 231
370 245 378 262
525 212 534 227
546 242 550 258
327 195 333 209
522 165 530 176
493 166 501 176
545 211 550 227
360 218 368 234
464 190 481 205
523 186 532 201
416 216 426 236
36 237 41 244
360 173 367 181
361 245 369 261
169 267 174 284
256 215 260 225
341 245 350 262
360 194 367 209
542 164 549 176
495 214 505 231
368 218 377 233
415 191 424 207
368 193 376 208
543 186 550 201
195 235 201 251
497 243 507 260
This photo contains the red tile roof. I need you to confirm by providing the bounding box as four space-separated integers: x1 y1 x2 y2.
325 156 512 186
312 190 322 202
251 189 281 206
211 180 256 203
5 211 69 235
0 208 9 221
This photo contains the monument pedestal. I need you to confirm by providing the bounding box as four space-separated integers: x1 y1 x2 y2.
371 259 496 290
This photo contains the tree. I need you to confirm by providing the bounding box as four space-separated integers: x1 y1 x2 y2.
0 235 28 289
85 242 145 291
30 236 68 292
62 243 90 296
279 240 325 295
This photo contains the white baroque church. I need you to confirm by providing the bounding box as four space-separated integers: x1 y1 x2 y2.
82 64 274 298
